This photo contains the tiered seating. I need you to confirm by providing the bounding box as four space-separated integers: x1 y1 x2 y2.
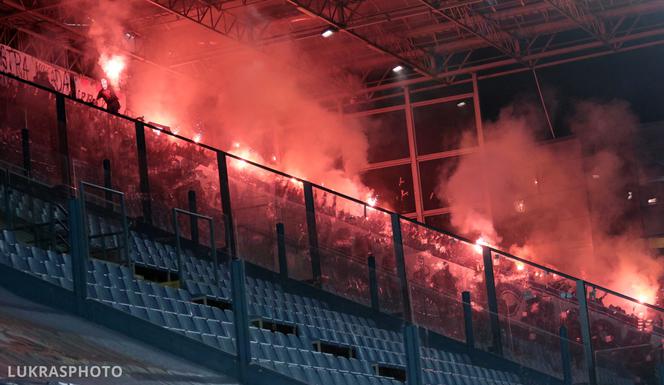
0 226 523 385
0 185 61 224
130 231 178 272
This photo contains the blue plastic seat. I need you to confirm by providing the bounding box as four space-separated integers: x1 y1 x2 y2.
207 320 224 336
177 314 195 331
2 230 17 245
27 257 46 275
287 364 307 383
218 336 235 353
10 254 28 271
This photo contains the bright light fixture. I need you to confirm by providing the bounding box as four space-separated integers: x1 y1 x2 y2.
321 28 335 38
392 65 404 73
456 101 467 107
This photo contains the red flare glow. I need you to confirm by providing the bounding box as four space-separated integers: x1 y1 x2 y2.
99 53 126 88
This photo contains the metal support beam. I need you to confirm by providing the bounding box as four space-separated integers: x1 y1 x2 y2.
68 197 87 315
545 0 610 47
276 222 288 278
391 213 412 323
55 94 71 191
188 190 199 244
217 152 236 260
368 254 379 312
482 246 502 356
144 0 263 44
1 0 181 76
462 291 474 349
576 280 597 385
21 128 30 176
403 324 423 385
418 0 524 67
560 325 572 385
135 122 152 225
286 0 436 78
230 258 251 381
303 181 321 285
103 159 112 205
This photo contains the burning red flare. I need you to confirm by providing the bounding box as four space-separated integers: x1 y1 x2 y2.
99 53 126 88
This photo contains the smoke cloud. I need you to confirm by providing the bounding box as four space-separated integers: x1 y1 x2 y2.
71 0 374 201
438 99 661 302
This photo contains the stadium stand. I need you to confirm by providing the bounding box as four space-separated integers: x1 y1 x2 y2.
0 71 661 385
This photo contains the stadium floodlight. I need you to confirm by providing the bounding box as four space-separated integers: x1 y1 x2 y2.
457 101 467 107
392 65 404 73
321 28 336 38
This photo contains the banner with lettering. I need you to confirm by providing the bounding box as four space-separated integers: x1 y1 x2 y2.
0 44 126 113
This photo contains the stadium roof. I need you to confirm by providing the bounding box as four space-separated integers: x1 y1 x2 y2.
2 0 664 90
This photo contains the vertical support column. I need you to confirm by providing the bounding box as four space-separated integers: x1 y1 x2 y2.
231 259 251 382
55 94 71 190
391 214 412 323
576 280 597 385
482 247 502 356
560 325 572 385
173 209 183 286
209 218 218 284
119 193 132 274
403 87 424 221
135 122 152 225
68 198 87 315
368 254 379 312
103 159 112 209
403 324 423 385
462 291 475 349
303 181 321 285
217 152 236 260
188 190 199 245
2 171 13 230
276 223 288 278
21 128 31 176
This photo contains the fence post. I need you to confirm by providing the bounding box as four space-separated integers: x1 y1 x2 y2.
482 247 502 356
462 291 475 349
403 324 423 385
560 325 572 385
2 171 12 230
103 159 113 209
391 214 412 323
56 94 71 190
576 280 597 385
188 190 199 245
368 254 379 312
217 152 236 260
276 223 288 278
134 121 152 225
303 182 321 285
173 208 183 286
68 198 87 315
231 259 251 381
21 128 31 176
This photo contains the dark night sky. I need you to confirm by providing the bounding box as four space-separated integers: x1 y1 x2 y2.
477 44 664 136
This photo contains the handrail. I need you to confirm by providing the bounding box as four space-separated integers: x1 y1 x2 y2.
79 181 130 267
1 69 662 315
